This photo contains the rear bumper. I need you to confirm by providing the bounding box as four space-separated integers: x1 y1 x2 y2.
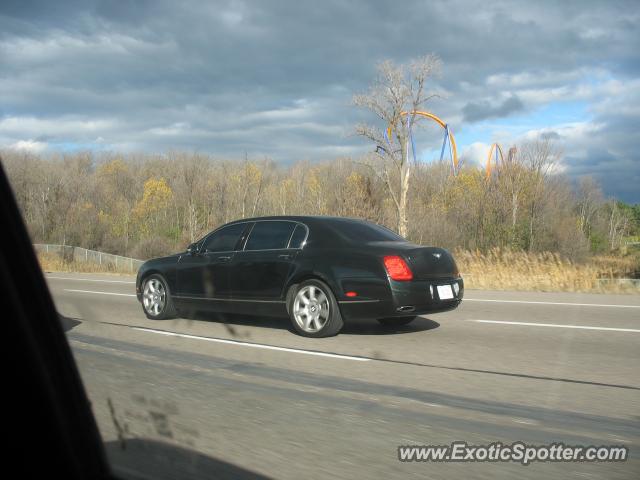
339 277 464 320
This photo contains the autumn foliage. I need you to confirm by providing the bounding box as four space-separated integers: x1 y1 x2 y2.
1 150 638 286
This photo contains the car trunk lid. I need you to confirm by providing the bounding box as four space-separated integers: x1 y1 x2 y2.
366 242 458 280
403 247 458 279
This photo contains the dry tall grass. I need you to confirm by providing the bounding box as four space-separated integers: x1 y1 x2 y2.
37 249 639 293
456 248 640 293
37 252 136 275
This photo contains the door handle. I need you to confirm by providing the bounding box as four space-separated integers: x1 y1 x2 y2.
278 254 292 260
217 255 232 262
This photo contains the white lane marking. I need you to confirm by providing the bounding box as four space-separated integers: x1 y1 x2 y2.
512 418 539 426
65 289 136 297
464 298 640 309
470 319 640 333
132 327 370 362
47 276 135 284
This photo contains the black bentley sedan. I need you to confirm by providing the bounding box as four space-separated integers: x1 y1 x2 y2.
136 216 463 337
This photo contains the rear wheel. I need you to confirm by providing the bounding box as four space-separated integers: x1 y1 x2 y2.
141 274 177 320
377 316 417 327
288 280 343 337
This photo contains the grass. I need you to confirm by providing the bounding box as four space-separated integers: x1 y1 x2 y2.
456 248 640 294
37 249 640 294
37 252 138 275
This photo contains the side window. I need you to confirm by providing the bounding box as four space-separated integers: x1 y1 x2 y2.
288 224 308 249
203 223 246 252
245 221 295 251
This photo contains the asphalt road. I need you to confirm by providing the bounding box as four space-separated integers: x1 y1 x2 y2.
46 272 640 479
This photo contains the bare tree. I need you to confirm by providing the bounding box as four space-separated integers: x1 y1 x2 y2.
519 138 560 251
576 176 604 239
353 54 442 237
174 153 209 243
500 147 526 234
607 200 630 250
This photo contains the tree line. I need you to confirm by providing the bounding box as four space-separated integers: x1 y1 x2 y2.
1 148 637 261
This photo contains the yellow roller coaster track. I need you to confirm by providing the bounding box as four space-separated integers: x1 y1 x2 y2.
386 111 459 172
486 143 504 179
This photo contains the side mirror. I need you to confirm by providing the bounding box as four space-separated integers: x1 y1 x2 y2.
186 243 198 255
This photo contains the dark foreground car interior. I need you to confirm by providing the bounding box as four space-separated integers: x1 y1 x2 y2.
1 163 112 478
136 216 463 337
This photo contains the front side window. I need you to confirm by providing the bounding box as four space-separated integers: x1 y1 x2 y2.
203 223 247 252
244 221 295 250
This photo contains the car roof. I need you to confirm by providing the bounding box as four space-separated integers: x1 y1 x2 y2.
226 215 372 225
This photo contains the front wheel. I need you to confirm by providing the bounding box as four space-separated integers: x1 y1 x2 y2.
288 280 344 337
141 274 177 320
377 316 417 327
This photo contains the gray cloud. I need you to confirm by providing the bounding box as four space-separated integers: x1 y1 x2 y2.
540 131 561 140
462 95 525 122
0 0 639 200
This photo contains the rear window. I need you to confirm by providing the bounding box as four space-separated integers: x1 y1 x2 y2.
330 220 404 243
288 224 308 248
245 221 296 250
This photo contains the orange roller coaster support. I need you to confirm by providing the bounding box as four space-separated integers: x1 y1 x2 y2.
486 143 504 179
386 111 459 174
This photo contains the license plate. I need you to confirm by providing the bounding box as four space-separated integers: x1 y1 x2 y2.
437 284 454 300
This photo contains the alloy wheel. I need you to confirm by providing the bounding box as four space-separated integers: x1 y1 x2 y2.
293 285 330 333
143 278 166 316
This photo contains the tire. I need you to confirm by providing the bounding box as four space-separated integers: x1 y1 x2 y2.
377 316 417 327
141 273 177 320
287 279 344 337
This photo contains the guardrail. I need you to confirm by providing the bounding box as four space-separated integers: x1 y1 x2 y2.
33 244 143 273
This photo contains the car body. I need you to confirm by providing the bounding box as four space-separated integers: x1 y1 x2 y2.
136 216 463 336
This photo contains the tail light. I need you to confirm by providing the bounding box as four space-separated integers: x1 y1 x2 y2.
383 255 413 281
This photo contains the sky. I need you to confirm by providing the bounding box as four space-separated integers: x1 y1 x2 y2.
1 0 639 202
